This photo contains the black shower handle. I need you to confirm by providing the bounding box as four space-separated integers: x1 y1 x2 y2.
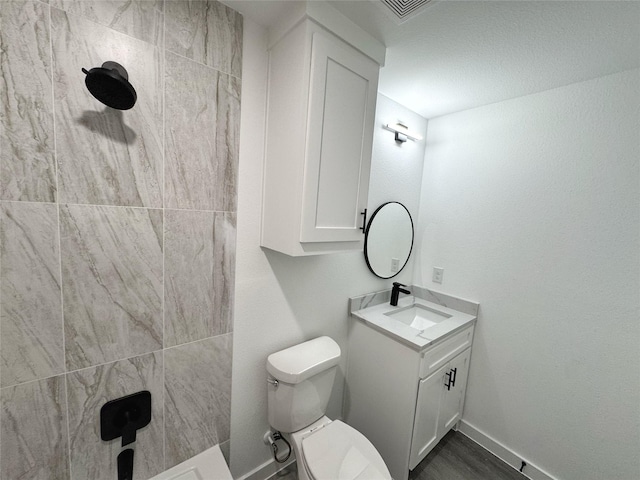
118 448 134 480
120 410 138 447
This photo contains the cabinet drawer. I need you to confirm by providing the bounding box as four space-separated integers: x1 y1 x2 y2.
420 325 474 378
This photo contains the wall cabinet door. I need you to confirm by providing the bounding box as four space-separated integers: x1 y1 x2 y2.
439 348 471 434
261 17 382 256
409 364 447 469
299 32 379 243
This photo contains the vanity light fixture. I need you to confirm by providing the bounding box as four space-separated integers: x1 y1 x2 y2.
384 122 423 143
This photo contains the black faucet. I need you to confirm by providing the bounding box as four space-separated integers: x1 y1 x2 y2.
390 282 411 306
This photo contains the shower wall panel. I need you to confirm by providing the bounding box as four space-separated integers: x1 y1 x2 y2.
0 0 242 477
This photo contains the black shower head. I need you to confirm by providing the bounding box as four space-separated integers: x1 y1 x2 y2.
82 61 137 110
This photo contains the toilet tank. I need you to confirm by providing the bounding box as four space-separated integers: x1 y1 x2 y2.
267 337 341 433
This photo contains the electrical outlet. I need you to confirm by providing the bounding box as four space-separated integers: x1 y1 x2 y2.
432 267 444 284
391 258 400 272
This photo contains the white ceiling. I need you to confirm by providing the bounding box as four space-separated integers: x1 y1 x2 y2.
226 0 640 119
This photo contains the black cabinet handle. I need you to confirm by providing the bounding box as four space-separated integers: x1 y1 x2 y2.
360 209 367 233
444 367 458 390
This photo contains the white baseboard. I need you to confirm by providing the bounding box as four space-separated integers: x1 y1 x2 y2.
457 420 557 480
235 457 296 480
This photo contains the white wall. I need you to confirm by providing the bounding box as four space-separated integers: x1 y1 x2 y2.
230 19 428 478
415 69 640 480
368 94 428 217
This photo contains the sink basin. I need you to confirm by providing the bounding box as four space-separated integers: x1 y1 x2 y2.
384 304 452 331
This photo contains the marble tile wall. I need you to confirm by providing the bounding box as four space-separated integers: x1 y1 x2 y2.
0 0 241 477
164 335 232 468
0 1 56 202
52 7 164 207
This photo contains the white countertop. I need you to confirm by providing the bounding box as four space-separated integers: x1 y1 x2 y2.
351 295 476 351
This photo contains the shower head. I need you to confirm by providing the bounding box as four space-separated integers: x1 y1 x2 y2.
82 61 137 110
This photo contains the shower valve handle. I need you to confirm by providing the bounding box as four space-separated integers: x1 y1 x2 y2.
100 391 152 447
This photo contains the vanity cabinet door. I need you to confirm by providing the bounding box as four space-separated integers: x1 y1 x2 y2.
409 364 447 469
409 347 472 470
299 32 379 243
438 348 471 434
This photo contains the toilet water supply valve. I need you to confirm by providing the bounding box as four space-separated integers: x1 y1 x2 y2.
265 431 292 463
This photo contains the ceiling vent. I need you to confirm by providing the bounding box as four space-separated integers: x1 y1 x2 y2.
378 0 437 24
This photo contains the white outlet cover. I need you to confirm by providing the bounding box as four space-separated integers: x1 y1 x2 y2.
391 258 400 272
432 267 444 283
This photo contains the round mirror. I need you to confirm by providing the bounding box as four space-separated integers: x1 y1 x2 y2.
364 202 414 279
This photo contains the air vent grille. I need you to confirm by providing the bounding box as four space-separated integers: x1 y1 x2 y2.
380 0 434 23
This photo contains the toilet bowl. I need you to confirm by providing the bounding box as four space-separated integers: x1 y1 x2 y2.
290 416 391 480
266 337 392 480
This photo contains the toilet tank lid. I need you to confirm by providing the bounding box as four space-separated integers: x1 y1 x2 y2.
267 337 341 384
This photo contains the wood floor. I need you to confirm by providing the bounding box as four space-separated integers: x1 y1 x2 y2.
268 430 527 480
409 431 527 480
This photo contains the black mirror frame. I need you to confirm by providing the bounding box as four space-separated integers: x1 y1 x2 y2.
364 201 415 279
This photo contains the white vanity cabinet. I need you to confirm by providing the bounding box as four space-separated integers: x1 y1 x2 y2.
345 318 474 480
260 3 385 256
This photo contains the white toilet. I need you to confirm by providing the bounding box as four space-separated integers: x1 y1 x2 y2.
267 336 392 480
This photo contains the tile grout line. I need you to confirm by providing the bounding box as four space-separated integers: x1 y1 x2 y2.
163 331 234 354
0 331 234 392
162 0 167 469
0 32 2 472
164 48 242 82
0 0 3 456
47 1 74 477
0 199 237 216
63 374 73 479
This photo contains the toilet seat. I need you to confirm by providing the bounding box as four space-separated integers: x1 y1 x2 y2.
300 420 392 480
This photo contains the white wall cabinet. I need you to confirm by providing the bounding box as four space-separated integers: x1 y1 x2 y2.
261 4 385 256
345 319 474 480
